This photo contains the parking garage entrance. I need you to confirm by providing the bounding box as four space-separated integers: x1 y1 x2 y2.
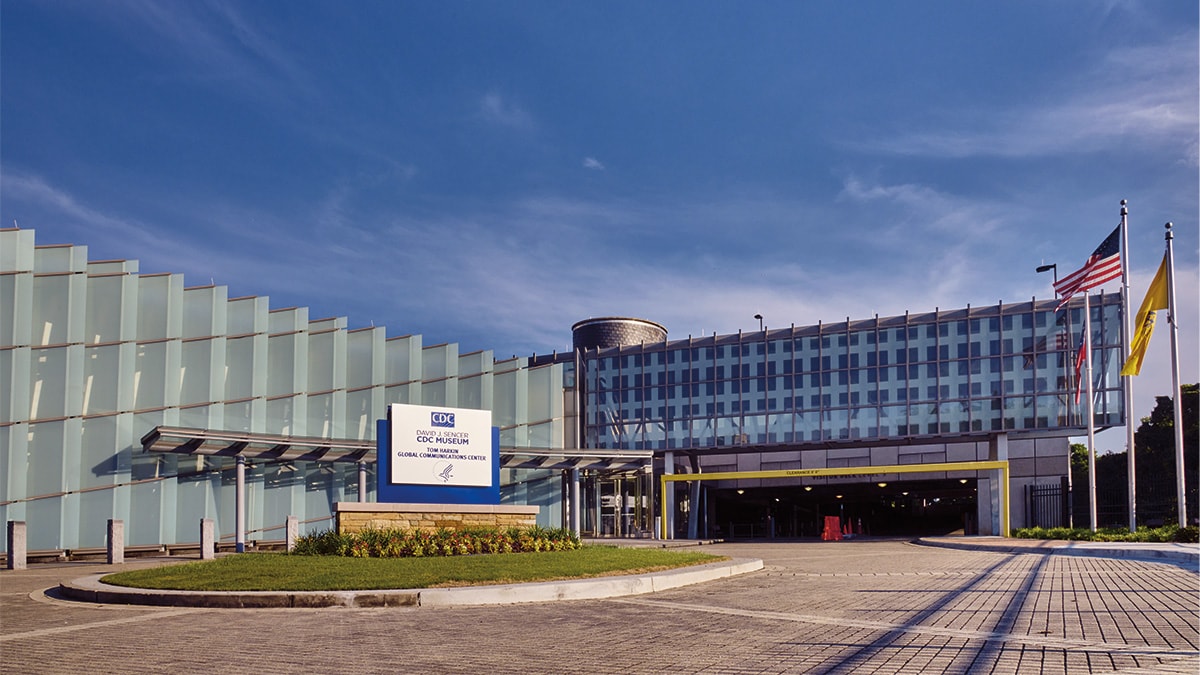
660 461 1010 540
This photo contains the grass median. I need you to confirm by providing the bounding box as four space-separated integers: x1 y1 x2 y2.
100 546 725 592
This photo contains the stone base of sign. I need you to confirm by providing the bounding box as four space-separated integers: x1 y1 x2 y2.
334 502 540 534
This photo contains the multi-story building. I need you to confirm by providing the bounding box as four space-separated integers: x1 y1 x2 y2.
1 228 1124 553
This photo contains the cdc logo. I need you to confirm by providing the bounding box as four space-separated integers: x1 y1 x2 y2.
430 411 456 428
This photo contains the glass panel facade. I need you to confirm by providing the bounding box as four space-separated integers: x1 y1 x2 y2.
582 299 1124 450
1 229 569 551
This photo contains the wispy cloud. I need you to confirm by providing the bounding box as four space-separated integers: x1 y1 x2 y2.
856 35 1199 164
583 157 605 171
478 92 534 130
1 171 180 261
96 0 315 101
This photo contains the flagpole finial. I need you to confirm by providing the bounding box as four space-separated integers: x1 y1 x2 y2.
1120 199 1128 216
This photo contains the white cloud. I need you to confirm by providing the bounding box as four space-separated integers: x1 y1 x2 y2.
857 35 1199 165
583 157 605 171
479 92 534 130
99 0 314 100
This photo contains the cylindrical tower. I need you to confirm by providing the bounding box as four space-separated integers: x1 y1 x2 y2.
571 317 667 351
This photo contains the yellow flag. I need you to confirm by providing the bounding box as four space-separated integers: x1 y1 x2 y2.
1120 253 1170 376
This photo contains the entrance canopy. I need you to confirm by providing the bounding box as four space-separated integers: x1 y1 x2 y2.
140 426 652 471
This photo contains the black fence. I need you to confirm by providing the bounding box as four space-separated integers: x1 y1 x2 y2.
1027 477 1070 528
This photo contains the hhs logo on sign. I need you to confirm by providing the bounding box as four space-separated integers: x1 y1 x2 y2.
430 411 456 428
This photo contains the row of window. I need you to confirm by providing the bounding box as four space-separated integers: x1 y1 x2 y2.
581 300 1123 449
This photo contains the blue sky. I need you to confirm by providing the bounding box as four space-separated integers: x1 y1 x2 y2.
2 1 1196 448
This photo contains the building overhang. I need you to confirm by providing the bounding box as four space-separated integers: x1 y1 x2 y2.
140 426 653 472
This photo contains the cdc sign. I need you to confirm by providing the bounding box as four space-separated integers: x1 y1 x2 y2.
377 403 499 505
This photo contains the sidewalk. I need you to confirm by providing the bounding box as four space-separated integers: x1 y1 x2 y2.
917 535 1200 567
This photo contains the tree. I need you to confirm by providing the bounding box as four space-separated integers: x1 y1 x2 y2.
1133 383 1198 525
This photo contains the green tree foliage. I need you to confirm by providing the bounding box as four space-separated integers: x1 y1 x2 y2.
1069 385 1198 527
1133 383 1198 524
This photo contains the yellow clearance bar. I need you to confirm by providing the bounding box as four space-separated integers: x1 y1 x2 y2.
659 460 1010 539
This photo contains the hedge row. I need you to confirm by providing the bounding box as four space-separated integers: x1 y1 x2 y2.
1012 524 1198 543
292 525 582 558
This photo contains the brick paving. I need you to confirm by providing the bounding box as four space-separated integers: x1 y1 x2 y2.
2 540 1197 674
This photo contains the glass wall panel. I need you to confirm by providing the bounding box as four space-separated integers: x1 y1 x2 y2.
346 330 378 390
78 414 124 490
527 366 555 421
134 341 169 411
30 347 68 420
346 388 376 439
748 412 769 443
180 339 215 406
123 473 164 545
27 420 65 497
422 380 448 407
849 406 877 438
137 275 177 341
85 275 126 344
226 297 262 336
77 489 115 548
225 336 255 400
32 275 72 345
178 403 217 429
307 393 336 438
385 383 416 406
308 331 338 393
83 345 121 415
266 396 299 435
267 333 299 397
223 400 254 433
423 344 453 381
183 287 218 339
385 336 419 384
1 274 28 348
527 420 557 448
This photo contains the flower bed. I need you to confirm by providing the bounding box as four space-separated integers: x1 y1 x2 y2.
293 525 582 558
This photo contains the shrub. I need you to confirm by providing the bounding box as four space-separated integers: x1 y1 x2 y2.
290 525 582 558
1011 524 1198 543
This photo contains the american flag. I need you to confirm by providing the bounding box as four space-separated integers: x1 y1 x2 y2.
1055 226 1122 306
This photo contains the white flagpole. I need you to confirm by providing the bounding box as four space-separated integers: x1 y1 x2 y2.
1084 291 1098 531
1119 200 1137 531
1164 223 1187 527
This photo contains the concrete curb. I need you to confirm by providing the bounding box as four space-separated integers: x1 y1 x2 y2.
915 536 1200 567
58 557 763 609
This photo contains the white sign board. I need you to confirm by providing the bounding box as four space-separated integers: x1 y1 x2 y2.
389 403 493 487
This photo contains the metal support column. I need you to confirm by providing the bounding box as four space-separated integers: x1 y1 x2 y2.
570 468 581 536
235 455 246 553
663 451 675 539
357 461 368 502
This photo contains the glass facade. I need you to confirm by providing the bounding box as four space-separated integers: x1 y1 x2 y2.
1 229 567 551
583 302 1124 452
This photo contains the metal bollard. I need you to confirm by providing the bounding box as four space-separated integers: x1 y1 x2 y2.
107 519 124 564
6 521 27 570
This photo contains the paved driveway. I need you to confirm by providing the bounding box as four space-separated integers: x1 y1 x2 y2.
2 539 1197 674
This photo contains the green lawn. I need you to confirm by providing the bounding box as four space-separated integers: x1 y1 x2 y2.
100 546 725 592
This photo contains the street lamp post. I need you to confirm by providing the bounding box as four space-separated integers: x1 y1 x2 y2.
754 314 763 331
1036 264 1058 295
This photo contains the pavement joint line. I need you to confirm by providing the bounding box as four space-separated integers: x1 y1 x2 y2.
612 597 1199 658
1105 657 1200 674
0 607 199 643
